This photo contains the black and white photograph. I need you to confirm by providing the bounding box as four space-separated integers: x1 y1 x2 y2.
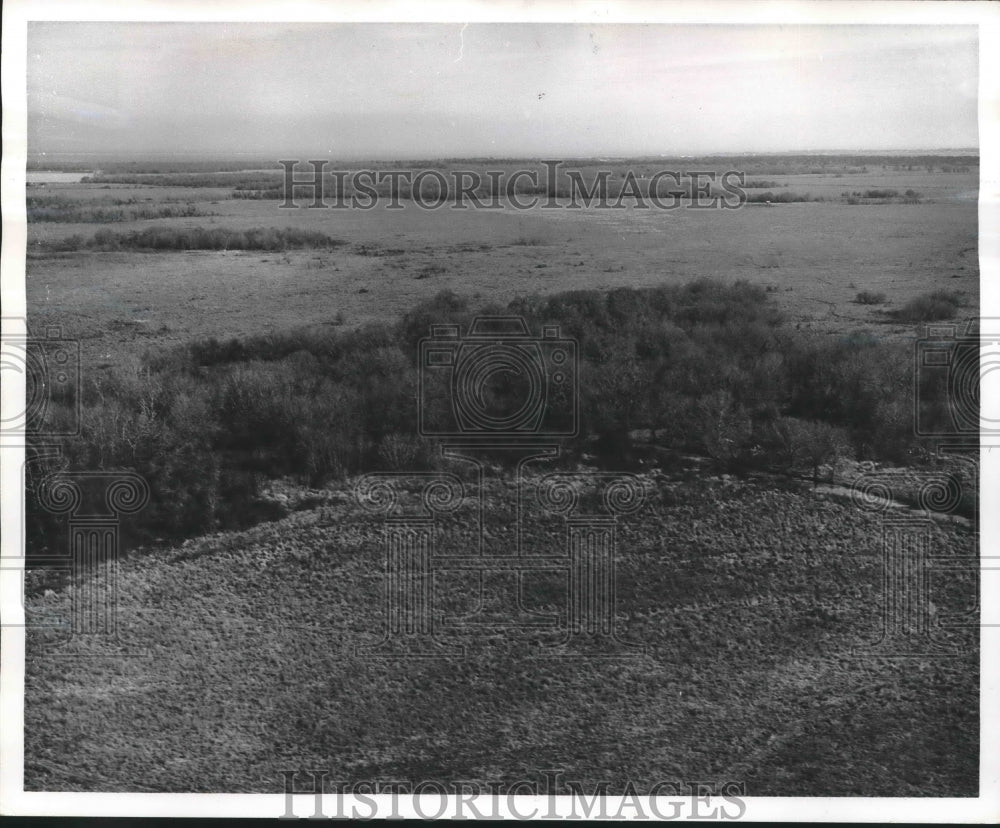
1 0 998 820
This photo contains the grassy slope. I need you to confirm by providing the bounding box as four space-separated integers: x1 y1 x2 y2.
24 474 977 795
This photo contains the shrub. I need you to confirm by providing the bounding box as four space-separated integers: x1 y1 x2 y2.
768 417 852 485
43 226 343 253
744 191 818 204
27 196 210 223
864 189 899 199
892 290 964 323
855 290 887 305
397 290 472 354
696 390 754 465
378 434 427 470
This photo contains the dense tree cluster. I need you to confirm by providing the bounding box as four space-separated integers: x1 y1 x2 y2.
27 281 959 550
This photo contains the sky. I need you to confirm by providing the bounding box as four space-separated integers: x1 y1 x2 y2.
27 22 979 159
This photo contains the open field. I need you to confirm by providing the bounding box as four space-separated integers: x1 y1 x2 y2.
26 166 978 367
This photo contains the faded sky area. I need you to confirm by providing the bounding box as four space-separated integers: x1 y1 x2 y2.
28 22 979 159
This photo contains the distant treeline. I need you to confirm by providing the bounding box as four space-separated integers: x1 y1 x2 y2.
27 195 211 223
39 225 343 252
742 189 930 205
744 191 820 203
33 160 277 174
841 189 926 205
69 157 978 205
80 170 740 203
27 280 966 554
81 171 278 189
31 153 979 176
689 154 978 170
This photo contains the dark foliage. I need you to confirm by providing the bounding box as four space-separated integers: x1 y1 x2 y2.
41 226 343 253
27 281 955 552
892 290 965 323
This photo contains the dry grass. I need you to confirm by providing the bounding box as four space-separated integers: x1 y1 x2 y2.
26 170 978 368
24 473 978 794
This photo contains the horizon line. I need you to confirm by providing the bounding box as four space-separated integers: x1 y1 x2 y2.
27 147 982 162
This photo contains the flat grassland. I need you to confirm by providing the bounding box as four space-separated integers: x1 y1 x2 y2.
26 167 978 365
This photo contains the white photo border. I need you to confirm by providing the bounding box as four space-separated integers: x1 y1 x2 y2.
2 0 998 821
